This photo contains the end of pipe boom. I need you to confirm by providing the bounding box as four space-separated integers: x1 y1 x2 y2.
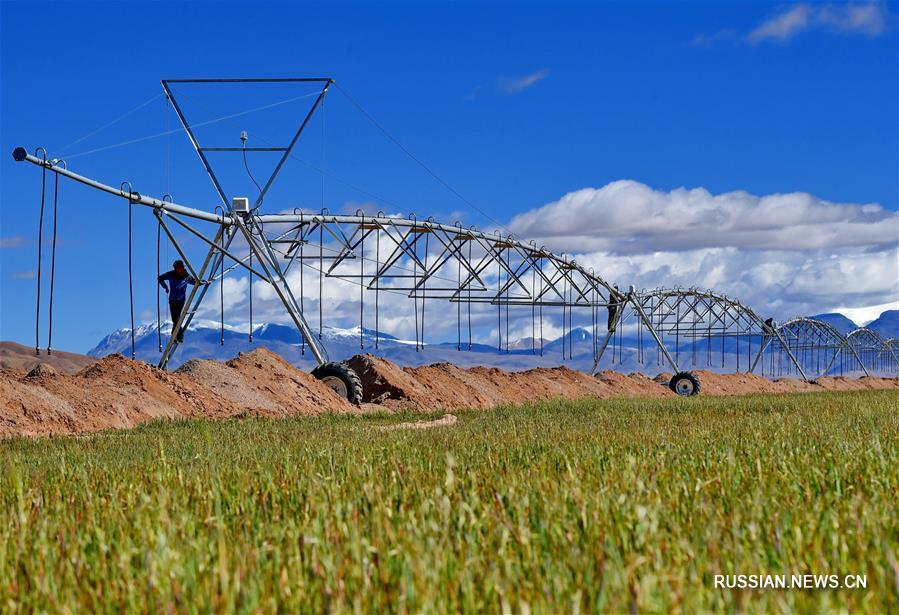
12 147 28 162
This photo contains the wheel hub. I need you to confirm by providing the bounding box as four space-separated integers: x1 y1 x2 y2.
320 375 348 397
675 379 694 396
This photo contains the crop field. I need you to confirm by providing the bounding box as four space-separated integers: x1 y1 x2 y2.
1 390 898 613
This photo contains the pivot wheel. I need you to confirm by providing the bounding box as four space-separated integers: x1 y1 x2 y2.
311 361 363 405
669 371 701 396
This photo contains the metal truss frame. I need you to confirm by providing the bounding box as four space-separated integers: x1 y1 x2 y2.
593 287 806 379
773 317 868 378
846 327 898 375
160 77 332 209
12 150 631 370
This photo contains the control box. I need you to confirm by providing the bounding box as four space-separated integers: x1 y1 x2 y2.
231 197 250 214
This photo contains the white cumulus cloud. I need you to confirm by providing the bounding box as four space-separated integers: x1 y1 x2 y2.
748 2 888 43
508 180 897 254
510 180 898 319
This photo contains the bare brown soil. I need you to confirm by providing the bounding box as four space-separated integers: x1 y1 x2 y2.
0 341 95 374
1 348 896 438
655 370 899 396
1 349 357 437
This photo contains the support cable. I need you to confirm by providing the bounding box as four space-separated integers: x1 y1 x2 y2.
66 91 320 160
333 82 511 234
58 93 163 155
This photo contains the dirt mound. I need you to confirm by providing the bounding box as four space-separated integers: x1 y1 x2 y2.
816 375 899 392
46 354 235 428
348 355 434 407
26 363 59 379
0 341 95 375
177 358 279 413
0 373 80 437
597 371 673 398
211 348 355 416
1 350 356 437
2 347 897 438
347 357 672 411
687 370 805 395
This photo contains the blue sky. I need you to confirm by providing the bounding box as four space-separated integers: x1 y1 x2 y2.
1 1 897 352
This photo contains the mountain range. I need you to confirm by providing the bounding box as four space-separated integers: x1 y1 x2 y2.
88 311 898 375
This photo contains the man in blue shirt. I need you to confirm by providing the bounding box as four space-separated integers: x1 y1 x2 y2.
158 260 205 343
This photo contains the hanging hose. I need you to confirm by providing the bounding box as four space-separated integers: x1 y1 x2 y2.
359 212 365 350
590 269 597 364
122 183 137 360
34 148 47 355
248 235 254 343
458 224 465 352
215 206 225 346
156 216 162 352
562 275 568 360
319 210 326 340
47 160 63 355
504 238 510 354
421 219 432 349
468 229 474 351
375 213 382 350
531 243 538 355
537 253 544 356
496 252 501 352
721 311 726 368
674 302 680 366
637 307 644 365
410 214 419 352
747 325 752 374
297 210 306 355
157 195 174 353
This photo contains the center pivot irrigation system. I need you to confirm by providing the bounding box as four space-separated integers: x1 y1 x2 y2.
13 77 897 403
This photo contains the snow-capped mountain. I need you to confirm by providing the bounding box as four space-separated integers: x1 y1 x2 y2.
808 313 859 335
88 321 787 374
89 321 607 371
867 310 898 339
92 311 891 372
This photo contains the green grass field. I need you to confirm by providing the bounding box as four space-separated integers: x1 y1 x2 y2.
2 391 898 613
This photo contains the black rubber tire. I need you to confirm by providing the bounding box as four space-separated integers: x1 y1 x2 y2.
669 371 701 396
311 361 364 405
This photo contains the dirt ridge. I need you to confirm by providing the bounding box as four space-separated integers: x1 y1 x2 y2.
1 349 897 437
